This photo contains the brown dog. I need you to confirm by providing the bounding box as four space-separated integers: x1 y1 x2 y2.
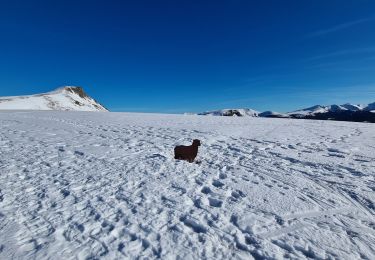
174 139 201 163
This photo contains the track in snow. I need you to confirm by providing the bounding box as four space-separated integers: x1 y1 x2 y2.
0 111 375 259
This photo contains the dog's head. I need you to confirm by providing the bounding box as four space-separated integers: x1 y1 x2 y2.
193 139 201 146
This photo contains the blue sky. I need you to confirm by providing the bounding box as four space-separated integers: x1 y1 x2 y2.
0 0 374 113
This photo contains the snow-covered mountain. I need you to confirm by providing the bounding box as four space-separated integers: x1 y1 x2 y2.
288 102 374 116
197 102 375 122
341 103 364 111
0 86 108 111
288 105 330 116
364 102 375 112
199 108 259 117
287 102 375 122
258 111 289 118
198 109 291 119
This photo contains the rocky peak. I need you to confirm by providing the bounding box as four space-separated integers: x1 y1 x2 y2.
62 86 89 99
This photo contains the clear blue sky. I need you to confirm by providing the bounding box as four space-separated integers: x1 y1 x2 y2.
1 0 374 113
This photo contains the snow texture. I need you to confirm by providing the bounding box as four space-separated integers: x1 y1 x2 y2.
1 111 375 259
0 86 107 112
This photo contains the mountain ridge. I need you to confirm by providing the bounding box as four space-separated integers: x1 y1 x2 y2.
197 102 375 123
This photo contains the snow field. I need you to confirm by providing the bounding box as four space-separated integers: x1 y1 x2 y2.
0 111 375 259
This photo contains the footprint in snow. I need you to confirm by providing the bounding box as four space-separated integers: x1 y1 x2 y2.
219 173 227 179
60 189 70 198
231 190 246 200
74 151 84 156
180 216 207 234
212 180 224 188
208 197 223 208
242 176 250 182
201 186 211 194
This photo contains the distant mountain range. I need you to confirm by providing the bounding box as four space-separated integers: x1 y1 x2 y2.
288 103 374 116
199 102 375 123
0 86 108 112
1 87 374 123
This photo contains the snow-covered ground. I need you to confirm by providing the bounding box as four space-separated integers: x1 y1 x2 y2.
1 111 374 259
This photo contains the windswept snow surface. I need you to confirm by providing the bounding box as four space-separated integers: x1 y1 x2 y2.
1 111 375 259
